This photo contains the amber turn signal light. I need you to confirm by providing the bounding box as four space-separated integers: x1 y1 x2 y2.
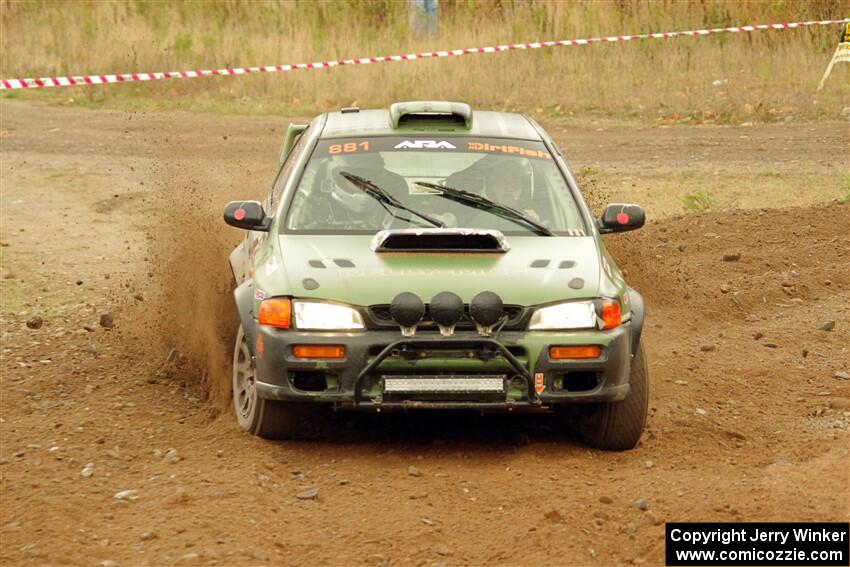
258 298 292 329
292 345 346 359
549 345 602 360
601 300 621 330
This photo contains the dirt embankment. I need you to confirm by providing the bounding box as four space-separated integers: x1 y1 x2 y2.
1 100 848 567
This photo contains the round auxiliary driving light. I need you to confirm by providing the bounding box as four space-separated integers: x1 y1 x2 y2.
430 291 465 336
470 291 504 334
390 292 425 336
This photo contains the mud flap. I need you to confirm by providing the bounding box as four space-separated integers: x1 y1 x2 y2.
234 279 256 355
627 287 645 354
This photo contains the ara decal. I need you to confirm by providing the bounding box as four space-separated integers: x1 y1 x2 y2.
394 140 457 150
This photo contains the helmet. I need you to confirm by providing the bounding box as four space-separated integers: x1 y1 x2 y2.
484 157 534 200
329 165 375 214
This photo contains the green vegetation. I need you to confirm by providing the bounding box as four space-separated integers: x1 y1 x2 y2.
840 173 850 204
681 191 715 213
577 164 602 177
0 1 847 121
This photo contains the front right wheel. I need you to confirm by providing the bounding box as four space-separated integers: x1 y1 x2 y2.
576 342 649 451
232 324 315 439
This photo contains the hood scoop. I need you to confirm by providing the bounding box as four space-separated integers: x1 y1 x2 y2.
371 228 510 253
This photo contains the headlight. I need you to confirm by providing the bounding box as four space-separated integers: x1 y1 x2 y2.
528 299 621 330
528 301 597 330
293 301 365 330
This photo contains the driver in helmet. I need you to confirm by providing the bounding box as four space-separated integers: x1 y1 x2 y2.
329 152 408 224
486 164 541 222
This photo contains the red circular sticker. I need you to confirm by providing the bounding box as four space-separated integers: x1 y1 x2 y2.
616 212 629 225
234 208 246 221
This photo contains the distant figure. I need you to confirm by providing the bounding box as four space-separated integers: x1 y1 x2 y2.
409 0 438 36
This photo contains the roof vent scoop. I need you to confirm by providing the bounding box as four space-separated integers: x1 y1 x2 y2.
371 229 509 253
389 101 473 129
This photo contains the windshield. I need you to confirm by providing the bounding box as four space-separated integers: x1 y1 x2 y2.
284 136 586 236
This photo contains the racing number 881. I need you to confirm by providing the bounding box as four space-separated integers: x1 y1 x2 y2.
328 141 369 155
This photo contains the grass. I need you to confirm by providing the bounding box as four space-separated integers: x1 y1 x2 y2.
577 164 602 177
0 0 848 122
575 168 846 218
681 191 715 213
840 174 850 204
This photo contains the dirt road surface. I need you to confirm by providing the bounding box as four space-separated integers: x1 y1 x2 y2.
1 100 848 566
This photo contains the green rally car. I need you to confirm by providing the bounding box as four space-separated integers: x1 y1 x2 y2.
224 101 648 450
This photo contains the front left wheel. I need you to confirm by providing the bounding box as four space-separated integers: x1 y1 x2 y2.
575 342 650 451
232 325 314 439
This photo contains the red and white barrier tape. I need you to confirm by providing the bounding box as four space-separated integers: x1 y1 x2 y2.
2 18 847 90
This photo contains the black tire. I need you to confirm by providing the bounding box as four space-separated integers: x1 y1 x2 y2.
577 343 649 451
231 325 316 440
250 396 316 440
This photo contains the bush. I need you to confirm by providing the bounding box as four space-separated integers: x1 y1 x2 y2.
681 191 714 213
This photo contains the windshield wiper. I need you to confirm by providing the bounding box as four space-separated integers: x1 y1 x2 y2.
339 172 444 229
414 181 554 236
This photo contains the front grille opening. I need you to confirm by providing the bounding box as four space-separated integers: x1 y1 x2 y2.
289 370 335 392
368 304 525 329
558 371 600 392
368 345 389 357
368 344 524 362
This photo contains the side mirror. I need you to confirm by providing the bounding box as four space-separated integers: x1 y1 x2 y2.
598 204 645 234
223 201 270 231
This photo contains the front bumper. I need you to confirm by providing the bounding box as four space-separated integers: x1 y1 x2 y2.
253 323 633 410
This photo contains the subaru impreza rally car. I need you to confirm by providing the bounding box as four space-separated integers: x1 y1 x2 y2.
224 101 648 450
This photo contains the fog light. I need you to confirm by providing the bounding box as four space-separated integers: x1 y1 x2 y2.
292 345 346 359
430 291 464 336
470 290 504 335
390 292 425 336
549 345 602 360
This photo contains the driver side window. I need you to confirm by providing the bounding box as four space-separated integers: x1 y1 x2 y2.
265 128 309 216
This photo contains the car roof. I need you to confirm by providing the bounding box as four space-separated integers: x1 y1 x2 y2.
319 104 542 141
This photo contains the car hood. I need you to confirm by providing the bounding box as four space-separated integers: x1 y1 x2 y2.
269 234 602 306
